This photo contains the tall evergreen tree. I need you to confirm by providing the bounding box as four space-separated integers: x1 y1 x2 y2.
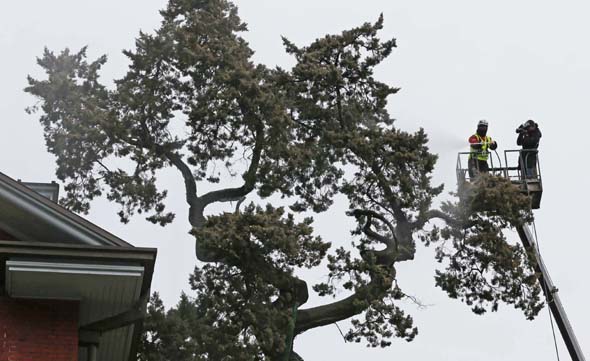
26 1 542 359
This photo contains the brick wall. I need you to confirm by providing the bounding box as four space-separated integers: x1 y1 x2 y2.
0 297 78 361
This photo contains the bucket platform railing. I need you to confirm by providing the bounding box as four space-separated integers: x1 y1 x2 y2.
456 149 543 209
504 149 543 209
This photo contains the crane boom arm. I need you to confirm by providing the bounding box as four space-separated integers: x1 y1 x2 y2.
516 224 586 361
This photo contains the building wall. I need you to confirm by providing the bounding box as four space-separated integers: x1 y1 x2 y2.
0 297 79 361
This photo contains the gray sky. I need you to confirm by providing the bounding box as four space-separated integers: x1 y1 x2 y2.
1 1 588 360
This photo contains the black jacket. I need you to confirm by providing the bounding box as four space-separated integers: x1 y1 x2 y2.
517 128 542 149
517 127 541 167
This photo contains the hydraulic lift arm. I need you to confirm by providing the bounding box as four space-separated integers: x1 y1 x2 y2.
516 224 586 361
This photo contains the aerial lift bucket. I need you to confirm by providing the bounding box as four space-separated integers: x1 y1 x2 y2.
455 149 586 360
456 149 543 209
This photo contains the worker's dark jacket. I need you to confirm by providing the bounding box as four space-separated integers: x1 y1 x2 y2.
516 128 542 168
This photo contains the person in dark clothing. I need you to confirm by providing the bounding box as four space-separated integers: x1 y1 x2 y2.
468 119 498 178
516 120 542 178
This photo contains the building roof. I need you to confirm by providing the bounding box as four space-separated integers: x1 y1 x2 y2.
0 172 157 361
0 172 133 247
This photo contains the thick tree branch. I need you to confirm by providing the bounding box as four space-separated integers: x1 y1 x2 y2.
423 209 455 225
194 123 264 224
411 209 470 230
162 150 199 208
349 209 397 245
295 212 413 334
295 287 375 334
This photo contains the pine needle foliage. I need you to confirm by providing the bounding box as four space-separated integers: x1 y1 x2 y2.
25 1 542 360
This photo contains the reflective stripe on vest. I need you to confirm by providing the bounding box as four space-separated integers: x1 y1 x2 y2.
470 134 492 161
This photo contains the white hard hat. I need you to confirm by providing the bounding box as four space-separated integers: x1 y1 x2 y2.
478 119 488 127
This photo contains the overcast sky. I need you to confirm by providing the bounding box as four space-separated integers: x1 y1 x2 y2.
1 1 588 360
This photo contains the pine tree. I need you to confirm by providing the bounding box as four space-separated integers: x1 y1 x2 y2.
25 1 542 359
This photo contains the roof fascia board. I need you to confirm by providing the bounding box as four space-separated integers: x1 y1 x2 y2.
6 260 145 277
0 241 157 265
